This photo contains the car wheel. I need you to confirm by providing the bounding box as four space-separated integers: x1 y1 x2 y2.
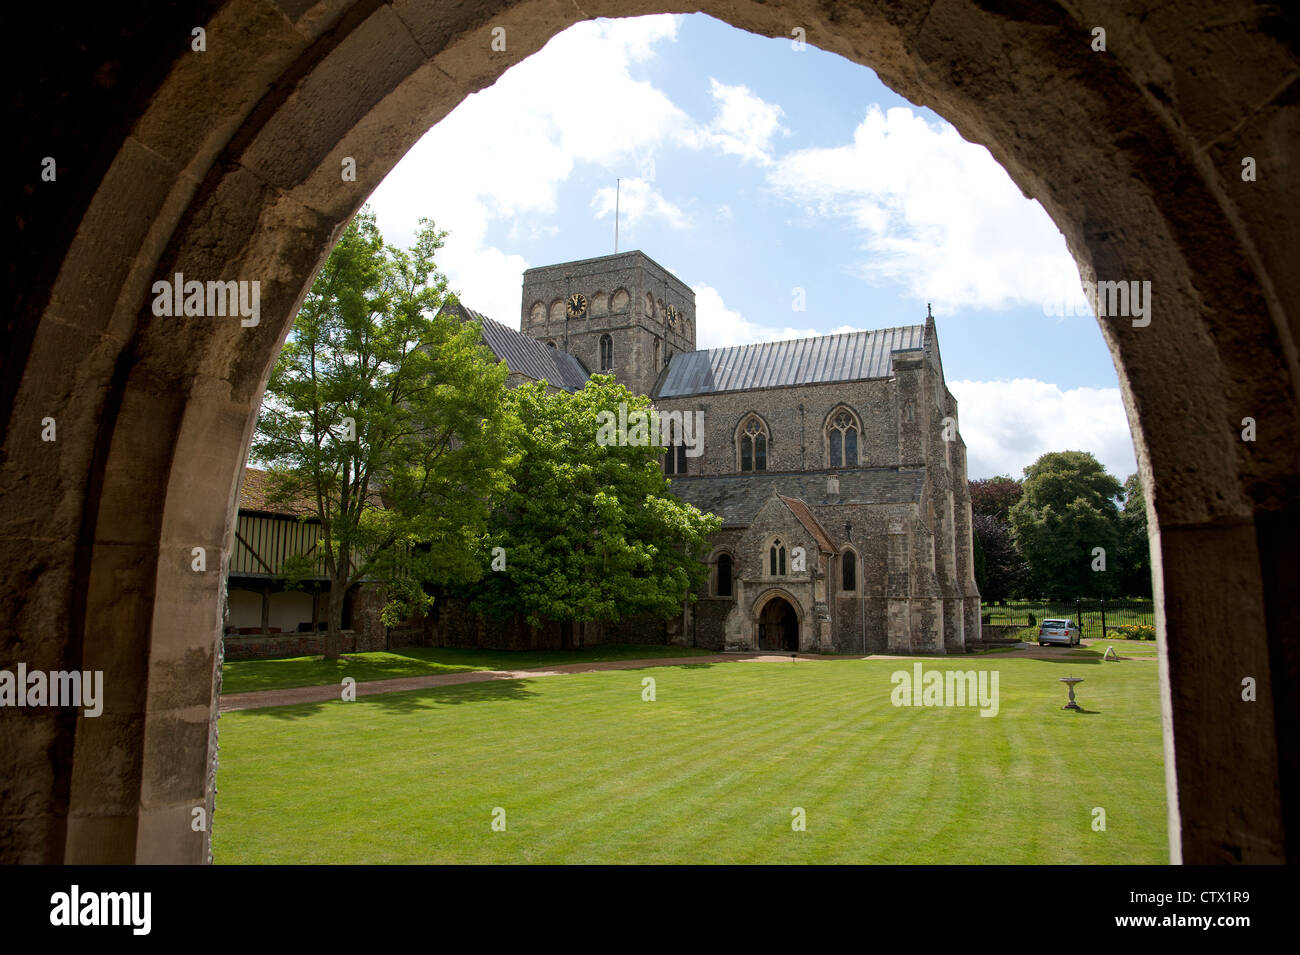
1039 642 1045 647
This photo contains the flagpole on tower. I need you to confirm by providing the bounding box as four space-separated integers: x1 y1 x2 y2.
614 178 622 253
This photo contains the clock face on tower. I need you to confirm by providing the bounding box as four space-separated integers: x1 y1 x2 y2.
566 293 588 318
665 304 679 327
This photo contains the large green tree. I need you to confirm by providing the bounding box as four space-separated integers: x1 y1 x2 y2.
969 474 1030 601
1008 450 1124 599
252 208 520 658
472 375 721 628
972 512 1032 601
1117 472 1154 597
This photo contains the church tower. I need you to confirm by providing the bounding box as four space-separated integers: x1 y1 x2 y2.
520 251 695 397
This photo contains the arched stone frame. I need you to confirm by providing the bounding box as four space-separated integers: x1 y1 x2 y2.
4 0 1297 866
824 404 863 468
708 546 738 599
840 545 860 593
598 333 612 371
735 412 772 472
548 298 565 323
529 301 545 324
609 288 630 313
752 587 807 650
645 292 655 317
590 290 608 316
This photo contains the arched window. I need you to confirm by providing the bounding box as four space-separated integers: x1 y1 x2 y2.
738 415 769 472
599 334 612 371
716 554 733 597
841 549 857 592
769 539 787 576
827 407 860 467
663 418 687 475
654 338 661 370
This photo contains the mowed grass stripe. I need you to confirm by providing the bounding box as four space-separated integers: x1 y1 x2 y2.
213 657 1167 864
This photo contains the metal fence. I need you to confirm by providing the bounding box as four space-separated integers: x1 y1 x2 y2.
981 599 1155 639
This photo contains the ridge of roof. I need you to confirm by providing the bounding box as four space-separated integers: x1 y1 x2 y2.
655 323 927 398
449 302 589 392
778 494 837 553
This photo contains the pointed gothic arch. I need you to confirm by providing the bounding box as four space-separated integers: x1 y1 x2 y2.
824 404 862 468
736 412 771 472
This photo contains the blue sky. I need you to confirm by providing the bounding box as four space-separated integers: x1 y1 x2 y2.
366 14 1137 481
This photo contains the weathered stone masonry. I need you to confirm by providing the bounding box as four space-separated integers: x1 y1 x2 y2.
491 249 981 654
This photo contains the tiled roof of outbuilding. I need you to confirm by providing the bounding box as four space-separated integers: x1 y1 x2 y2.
654 324 926 398
238 467 318 517
668 468 924 527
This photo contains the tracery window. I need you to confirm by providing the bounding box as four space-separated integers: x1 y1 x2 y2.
769 539 787 577
738 415 769 472
599 334 612 371
827 408 860 467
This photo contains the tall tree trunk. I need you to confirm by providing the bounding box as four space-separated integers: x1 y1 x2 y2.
324 579 347 661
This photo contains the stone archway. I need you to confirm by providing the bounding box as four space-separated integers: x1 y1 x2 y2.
756 593 801 652
4 1 1298 864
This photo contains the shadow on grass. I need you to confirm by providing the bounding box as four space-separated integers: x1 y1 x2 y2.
229 677 543 721
221 644 719 695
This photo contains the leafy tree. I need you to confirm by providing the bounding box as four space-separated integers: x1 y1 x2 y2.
1008 451 1123 599
472 375 721 628
969 475 1023 521
972 513 1032 601
1117 472 1154 597
253 208 520 658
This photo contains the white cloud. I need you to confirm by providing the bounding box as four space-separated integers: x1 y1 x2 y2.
698 78 788 165
365 15 688 327
693 284 845 349
592 177 690 231
767 105 1090 315
948 378 1137 481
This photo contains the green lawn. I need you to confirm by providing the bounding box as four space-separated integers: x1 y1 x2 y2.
214 655 1168 864
1075 638 1159 658
221 644 714 695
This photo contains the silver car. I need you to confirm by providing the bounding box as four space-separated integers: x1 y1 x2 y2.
1038 618 1080 647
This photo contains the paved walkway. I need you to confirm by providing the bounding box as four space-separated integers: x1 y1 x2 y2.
219 641 1152 712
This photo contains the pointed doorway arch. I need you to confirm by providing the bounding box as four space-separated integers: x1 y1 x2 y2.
756 593 801 652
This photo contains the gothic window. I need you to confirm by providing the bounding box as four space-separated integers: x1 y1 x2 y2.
716 554 733 597
663 419 688 475
841 548 857 592
738 415 769 472
769 539 787 577
599 334 613 371
826 407 861 467
654 338 661 370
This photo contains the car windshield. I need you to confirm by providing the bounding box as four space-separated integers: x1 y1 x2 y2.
1044 619 1069 628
